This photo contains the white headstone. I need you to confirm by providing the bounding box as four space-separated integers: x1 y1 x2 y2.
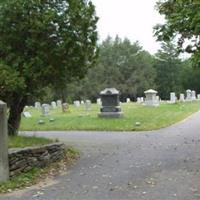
191 90 196 100
137 97 141 103
197 94 200 100
144 89 159 107
51 101 57 109
126 98 130 103
97 98 102 105
34 102 41 109
56 100 62 107
186 89 192 101
179 93 185 102
23 111 32 118
41 104 50 116
81 100 85 105
85 100 91 111
170 92 176 103
74 100 80 107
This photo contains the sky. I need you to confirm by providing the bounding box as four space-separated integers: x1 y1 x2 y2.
91 0 165 54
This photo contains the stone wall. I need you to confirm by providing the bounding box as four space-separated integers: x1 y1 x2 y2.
8 143 65 177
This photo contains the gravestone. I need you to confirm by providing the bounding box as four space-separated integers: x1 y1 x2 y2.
197 94 200 100
144 89 159 107
179 93 185 102
85 100 92 112
98 88 123 118
34 102 41 109
191 90 196 100
56 100 62 107
186 89 192 101
126 98 130 103
41 104 50 116
51 101 57 109
74 101 80 107
170 92 176 104
0 101 9 182
140 97 144 103
81 100 85 105
137 97 141 103
97 98 102 105
23 111 32 118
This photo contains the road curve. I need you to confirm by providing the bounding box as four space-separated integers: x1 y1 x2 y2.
1 111 200 200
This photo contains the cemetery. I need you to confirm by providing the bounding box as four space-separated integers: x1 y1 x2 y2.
1 0 200 199
20 90 200 132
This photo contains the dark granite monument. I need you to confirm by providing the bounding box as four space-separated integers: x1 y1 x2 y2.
98 88 123 118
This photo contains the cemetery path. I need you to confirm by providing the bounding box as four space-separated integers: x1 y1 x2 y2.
2 111 200 200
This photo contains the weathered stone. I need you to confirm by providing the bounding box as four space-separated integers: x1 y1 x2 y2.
186 89 192 101
144 89 159 107
170 92 176 104
74 101 80 107
8 143 65 177
23 111 32 118
191 90 196 100
85 100 92 112
34 102 41 109
0 101 9 182
56 100 62 107
179 93 185 102
41 104 50 116
97 98 102 105
51 101 57 109
98 88 123 118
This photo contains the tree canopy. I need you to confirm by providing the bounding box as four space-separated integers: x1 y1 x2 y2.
154 42 183 99
0 0 98 135
65 36 156 102
154 0 200 64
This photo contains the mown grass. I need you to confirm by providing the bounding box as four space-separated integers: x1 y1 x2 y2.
8 136 53 148
20 101 200 131
0 148 79 193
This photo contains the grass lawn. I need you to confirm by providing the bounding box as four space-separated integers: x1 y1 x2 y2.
20 101 200 131
8 136 53 148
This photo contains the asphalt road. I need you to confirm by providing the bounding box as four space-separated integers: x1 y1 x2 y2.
1 112 200 200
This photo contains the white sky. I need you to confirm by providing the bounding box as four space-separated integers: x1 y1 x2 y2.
91 0 165 54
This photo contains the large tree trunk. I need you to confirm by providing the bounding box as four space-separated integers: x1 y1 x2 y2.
8 95 27 136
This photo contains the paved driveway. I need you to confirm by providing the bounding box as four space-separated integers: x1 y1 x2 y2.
1 112 200 200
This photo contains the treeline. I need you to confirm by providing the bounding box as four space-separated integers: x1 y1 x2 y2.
40 36 200 103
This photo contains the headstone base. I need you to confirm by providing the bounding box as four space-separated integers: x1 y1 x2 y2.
98 112 123 118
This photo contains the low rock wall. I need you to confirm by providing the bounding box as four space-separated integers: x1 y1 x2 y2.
8 143 65 177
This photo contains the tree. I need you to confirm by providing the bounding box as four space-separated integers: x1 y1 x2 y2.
154 0 200 64
153 42 184 99
0 0 98 135
66 36 156 102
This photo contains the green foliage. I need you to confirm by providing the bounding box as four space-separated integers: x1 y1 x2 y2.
0 63 25 103
154 42 184 99
65 36 156 101
154 0 200 64
20 101 200 131
0 0 98 99
0 0 98 134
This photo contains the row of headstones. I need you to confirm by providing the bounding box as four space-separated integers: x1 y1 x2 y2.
34 99 94 116
170 90 200 103
125 89 200 107
35 100 62 110
73 100 92 111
